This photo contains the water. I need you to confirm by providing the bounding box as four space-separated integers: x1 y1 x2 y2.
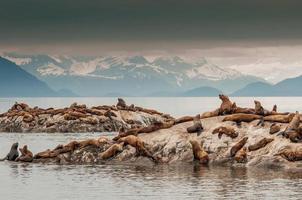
0 97 302 199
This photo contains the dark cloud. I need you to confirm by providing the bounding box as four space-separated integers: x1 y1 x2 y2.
1 0 302 52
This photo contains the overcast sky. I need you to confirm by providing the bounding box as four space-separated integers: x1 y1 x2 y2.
1 0 302 81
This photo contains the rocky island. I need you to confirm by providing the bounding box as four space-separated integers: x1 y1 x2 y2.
1 96 301 172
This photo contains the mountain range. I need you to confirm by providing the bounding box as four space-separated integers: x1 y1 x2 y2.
0 57 57 97
232 76 302 96
2 53 264 97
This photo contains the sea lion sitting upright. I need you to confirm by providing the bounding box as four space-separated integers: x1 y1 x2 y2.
272 105 277 113
116 98 127 109
187 114 203 136
16 145 33 162
280 111 300 139
0 142 19 161
254 100 269 116
218 94 233 115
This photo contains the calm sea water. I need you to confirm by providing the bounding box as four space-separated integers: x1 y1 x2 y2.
0 97 302 200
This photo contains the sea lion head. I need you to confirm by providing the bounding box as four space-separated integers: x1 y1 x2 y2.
11 142 18 150
254 100 261 106
219 94 229 101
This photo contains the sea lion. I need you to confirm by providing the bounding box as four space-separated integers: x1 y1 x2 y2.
116 98 127 109
218 94 233 115
200 108 220 119
248 138 274 151
187 114 203 136
275 146 302 162
117 135 155 161
283 130 302 143
189 140 209 164
0 142 19 161
113 128 140 141
175 116 194 124
230 137 248 157
79 137 109 148
98 143 124 160
285 111 300 132
269 123 281 134
231 103 255 114
16 145 33 162
23 113 34 123
254 100 268 116
212 126 238 139
264 113 295 123
223 114 261 123
272 105 277 112
234 147 247 163
104 109 117 119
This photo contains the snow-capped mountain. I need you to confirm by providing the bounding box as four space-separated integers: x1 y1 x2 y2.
2 53 264 96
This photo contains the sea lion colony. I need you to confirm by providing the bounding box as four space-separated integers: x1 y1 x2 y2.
1 96 302 169
0 100 173 133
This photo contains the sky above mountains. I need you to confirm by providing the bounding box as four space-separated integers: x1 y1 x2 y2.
1 0 302 82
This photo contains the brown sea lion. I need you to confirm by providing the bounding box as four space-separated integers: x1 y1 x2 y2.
230 137 248 157
264 113 295 123
23 113 34 123
200 108 220 119
223 114 261 123
187 114 203 136
234 147 247 163
79 137 109 148
117 135 155 161
231 103 255 114
284 130 302 143
16 145 33 162
254 100 268 116
212 126 238 139
98 143 124 160
219 94 233 115
269 123 281 134
285 111 300 132
275 146 302 162
104 109 117 118
0 142 19 161
189 140 209 164
175 116 194 124
113 128 140 141
248 138 274 151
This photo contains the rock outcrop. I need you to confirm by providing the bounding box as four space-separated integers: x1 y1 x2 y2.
0 100 174 133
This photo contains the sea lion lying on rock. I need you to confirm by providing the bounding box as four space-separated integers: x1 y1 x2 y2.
187 114 203 135
0 142 19 161
223 114 261 123
230 137 248 157
264 113 295 123
117 135 155 162
175 116 194 124
234 147 247 163
275 146 302 162
189 140 209 164
218 94 233 115
231 103 254 114
16 145 33 162
248 138 274 151
99 143 124 160
212 126 238 139
200 108 220 119
79 137 109 149
269 123 281 134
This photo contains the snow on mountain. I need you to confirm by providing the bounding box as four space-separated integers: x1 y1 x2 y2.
37 63 66 76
